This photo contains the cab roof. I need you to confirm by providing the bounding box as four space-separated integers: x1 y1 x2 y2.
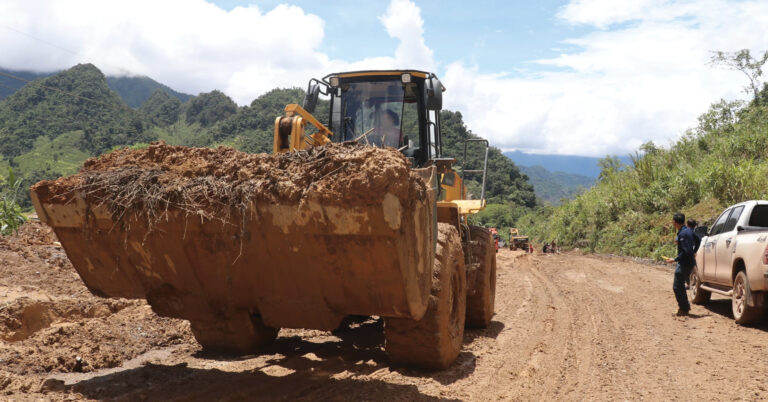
324 70 432 81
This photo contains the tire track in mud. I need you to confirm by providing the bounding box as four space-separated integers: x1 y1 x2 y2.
14 248 768 401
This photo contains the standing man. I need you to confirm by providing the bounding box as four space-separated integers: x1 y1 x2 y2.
665 212 696 316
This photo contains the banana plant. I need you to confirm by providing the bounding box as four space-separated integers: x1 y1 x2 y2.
1 168 27 236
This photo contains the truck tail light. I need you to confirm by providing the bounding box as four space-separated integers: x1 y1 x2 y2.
763 244 768 265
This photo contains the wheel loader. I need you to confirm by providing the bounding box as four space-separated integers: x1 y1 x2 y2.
30 70 497 369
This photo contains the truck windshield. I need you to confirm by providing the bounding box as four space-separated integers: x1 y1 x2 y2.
749 205 768 227
338 80 420 150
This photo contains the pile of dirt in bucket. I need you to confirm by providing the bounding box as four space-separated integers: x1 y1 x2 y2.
32 142 428 225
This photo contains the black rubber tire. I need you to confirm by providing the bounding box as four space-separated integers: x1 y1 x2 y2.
689 266 711 305
732 270 765 325
190 312 278 354
466 225 496 328
384 223 467 370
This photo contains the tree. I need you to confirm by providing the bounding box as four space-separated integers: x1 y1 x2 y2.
185 90 237 127
710 49 768 101
597 155 623 181
139 89 182 126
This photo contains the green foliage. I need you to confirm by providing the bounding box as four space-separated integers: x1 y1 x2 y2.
185 90 237 127
519 84 768 259
139 89 182 126
1 168 27 236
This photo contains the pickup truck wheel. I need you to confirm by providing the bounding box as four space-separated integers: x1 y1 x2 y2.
732 271 765 325
689 266 711 305
384 223 467 369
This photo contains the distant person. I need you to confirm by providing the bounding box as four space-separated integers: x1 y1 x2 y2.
664 212 696 317
529 243 534 254
551 240 557 253
687 219 701 253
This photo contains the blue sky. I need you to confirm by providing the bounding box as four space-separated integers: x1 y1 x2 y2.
2 0 768 156
212 0 591 77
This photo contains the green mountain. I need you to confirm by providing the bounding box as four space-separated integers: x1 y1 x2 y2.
0 67 192 108
106 75 192 108
0 68 52 100
0 63 158 202
520 165 593 205
518 86 768 259
504 150 632 178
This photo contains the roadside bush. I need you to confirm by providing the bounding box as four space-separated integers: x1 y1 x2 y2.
1 168 27 235
520 85 768 260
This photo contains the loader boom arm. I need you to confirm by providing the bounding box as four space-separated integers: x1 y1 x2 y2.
273 104 333 153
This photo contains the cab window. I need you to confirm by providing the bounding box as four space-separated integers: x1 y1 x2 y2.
723 205 745 233
748 205 768 227
710 209 731 236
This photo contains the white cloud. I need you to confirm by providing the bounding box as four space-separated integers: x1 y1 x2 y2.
0 0 434 105
379 0 435 71
2 0 766 157
444 0 768 156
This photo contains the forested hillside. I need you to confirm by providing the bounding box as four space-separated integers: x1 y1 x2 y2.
106 75 192 107
520 165 593 205
518 85 768 259
0 64 537 214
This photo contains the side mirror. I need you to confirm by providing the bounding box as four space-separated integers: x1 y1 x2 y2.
302 81 322 113
424 77 443 110
694 226 708 237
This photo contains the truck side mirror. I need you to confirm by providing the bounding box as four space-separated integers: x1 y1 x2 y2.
302 82 321 113
694 226 708 237
424 77 443 110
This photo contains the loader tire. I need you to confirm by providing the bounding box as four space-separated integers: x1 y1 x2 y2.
385 223 467 370
190 312 278 354
466 225 496 328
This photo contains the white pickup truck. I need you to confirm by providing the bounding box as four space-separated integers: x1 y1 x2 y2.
691 200 768 324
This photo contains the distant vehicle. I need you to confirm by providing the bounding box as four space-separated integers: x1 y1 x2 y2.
509 228 530 252
691 200 768 324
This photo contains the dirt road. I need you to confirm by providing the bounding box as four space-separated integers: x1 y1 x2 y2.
3 224 768 401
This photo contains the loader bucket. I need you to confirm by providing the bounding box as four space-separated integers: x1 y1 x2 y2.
29 143 437 331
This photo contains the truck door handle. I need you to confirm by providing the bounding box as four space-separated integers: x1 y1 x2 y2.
725 238 732 247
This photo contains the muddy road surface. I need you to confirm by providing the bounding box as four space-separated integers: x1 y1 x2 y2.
3 223 768 401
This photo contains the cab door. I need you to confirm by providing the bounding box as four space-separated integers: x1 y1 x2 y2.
702 209 730 282
715 205 745 284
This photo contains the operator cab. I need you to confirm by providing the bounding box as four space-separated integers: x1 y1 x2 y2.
302 70 445 167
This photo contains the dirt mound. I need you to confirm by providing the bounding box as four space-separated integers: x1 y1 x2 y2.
33 142 427 225
0 222 195 397
0 221 58 250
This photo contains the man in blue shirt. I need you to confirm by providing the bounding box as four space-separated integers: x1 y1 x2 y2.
665 212 696 316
